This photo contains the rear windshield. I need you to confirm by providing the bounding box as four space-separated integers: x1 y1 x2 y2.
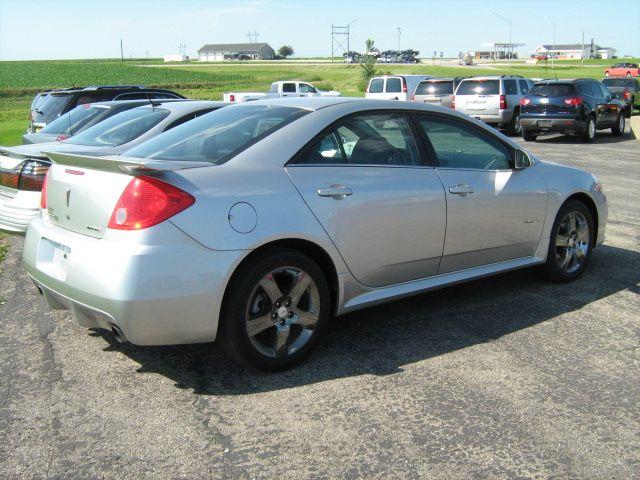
456 80 499 95
125 105 309 164
40 104 111 136
31 93 48 110
415 81 453 95
65 107 169 147
386 78 402 93
369 78 384 93
38 94 72 114
528 84 576 96
602 78 636 88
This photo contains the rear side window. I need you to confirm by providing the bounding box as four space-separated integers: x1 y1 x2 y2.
456 80 499 95
529 84 576 96
369 78 384 93
503 80 518 95
293 112 420 166
519 80 530 94
416 115 511 170
386 78 402 93
415 81 453 95
126 105 308 164
282 83 296 93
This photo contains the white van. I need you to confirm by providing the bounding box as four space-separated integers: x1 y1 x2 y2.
365 75 431 101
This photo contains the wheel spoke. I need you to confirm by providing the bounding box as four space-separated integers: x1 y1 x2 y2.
259 274 283 303
559 249 572 269
556 233 570 247
246 314 274 337
291 308 318 328
567 212 577 232
577 222 589 242
288 272 311 306
274 327 290 357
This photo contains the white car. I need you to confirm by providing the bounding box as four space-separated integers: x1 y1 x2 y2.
365 75 431 101
224 81 341 103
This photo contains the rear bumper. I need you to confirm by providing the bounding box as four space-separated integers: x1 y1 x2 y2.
520 116 585 133
461 110 513 125
23 217 246 345
0 190 40 233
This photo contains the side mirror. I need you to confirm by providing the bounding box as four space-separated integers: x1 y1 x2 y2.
514 149 531 169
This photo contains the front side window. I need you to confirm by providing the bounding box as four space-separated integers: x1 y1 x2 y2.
416 116 511 170
294 112 419 166
386 78 402 93
299 83 316 94
65 107 170 146
369 78 384 93
126 105 308 164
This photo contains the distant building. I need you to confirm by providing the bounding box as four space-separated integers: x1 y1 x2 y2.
533 44 617 60
197 43 275 61
163 54 189 63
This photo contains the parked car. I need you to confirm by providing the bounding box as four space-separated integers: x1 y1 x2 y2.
365 75 431 101
28 85 185 133
412 77 465 108
602 77 640 117
604 63 639 77
453 75 534 135
23 99 182 145
519 79 626 142
223 81 341 103
0 101 226 232
23 97 606 371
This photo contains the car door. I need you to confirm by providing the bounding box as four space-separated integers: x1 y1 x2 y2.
285 111 446 288
596 82 620 124
281 82 298 97
412 114 548 274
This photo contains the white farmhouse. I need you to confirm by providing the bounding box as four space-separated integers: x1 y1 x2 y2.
533 43 617 60
197 43 275 62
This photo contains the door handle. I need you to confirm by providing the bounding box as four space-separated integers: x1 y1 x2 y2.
317 185 353 199
449 184 474 196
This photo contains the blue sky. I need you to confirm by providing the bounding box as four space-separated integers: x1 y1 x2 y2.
0 0 638 60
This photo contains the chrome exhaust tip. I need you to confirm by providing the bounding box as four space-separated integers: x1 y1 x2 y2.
110 325 127 343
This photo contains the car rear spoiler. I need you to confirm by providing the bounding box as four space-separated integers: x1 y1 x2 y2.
44 151 213 175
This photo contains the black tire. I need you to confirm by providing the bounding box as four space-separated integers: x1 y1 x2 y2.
582 115 596 143
522 130 537 142
540 200 594 283
218 248 330 371
612 114 625 136
508 109 522 136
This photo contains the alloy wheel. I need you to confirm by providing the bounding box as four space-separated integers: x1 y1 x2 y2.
245 267 320 358
588 119 596 140
555 211 590 274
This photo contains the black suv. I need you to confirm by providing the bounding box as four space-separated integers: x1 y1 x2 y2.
519 79 626 143
28 85 185 133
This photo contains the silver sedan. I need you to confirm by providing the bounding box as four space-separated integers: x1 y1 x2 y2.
23 98 607 371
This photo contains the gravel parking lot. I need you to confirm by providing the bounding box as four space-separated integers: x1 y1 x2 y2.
1 128 638 479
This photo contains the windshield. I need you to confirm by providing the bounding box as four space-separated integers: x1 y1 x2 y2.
456 80 499 95
602 78 636 88
529 84 575 96
416 81 453 95
65 107 169 147
125 105 309 164
40 104 111 136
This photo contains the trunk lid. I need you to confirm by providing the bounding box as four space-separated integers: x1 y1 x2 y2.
43 152 210 239
454 80 500 114
523 83 578 115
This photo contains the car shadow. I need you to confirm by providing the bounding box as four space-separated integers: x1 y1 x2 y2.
93 244 639 395
529 131 635 144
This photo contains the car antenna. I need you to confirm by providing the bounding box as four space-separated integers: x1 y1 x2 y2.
145 93 159 107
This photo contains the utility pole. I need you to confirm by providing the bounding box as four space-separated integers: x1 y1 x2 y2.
246 30 260 43
331 24 350 63
120 39 124 63
551 21 556 70
581 31 585 67
397 27 402 51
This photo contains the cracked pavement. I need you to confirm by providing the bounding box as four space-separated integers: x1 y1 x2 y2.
1 128 639 478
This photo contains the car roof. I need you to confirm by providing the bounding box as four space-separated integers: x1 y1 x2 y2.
129 100 229 113
245 97 364 110
459 75 523 81
46 86 177 96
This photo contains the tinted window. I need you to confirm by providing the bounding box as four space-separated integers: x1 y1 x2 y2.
163 108 218 131
39 94 72 115
519 80 530 94
65 107 169 146
597 83 611 98
503 80 518 95
40 104 111 135
529 84 576 96
602 78 637 88
456 80 500 95
282 83 296 93
386 78 402 93
295 113 419 166
415 81 453 95
369 78 384 93
417 116 511 170
126 105 308 164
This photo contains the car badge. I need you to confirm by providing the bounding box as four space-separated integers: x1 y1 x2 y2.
65 189 71 208
540 98 550 104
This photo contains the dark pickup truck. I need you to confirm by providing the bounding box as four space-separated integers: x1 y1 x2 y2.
602 77 640 117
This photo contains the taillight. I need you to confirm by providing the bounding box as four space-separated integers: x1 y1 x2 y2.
499 95 507 110
564 97 583 106
519 98 530 106
402 79 407 93
229 94 235 102
40 169 50 209
0 167 19 189
623 89 631 100
18 160 50 191
108 176 195 230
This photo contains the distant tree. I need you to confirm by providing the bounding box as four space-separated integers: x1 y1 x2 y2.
365 39 376 53
278 45 294 58
358 48 378 91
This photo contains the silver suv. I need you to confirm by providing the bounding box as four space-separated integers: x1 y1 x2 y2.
454 76 533 135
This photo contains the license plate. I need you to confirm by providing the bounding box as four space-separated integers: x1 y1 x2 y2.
537 120 553 128
36 238 71 281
